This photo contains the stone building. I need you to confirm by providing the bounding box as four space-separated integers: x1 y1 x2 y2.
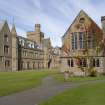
43 38 61 69
43 38 52 68
50 47 61 69
17 36 44 70
61 10 105 75
27 24 44 48
0 20 60 71
0 21 12 71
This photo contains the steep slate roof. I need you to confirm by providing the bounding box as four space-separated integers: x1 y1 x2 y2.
62 10 102 38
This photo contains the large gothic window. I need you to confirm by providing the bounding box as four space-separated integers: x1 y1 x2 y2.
93 59 95 67
87 32 94 48
96 59 100 67
5 60 10 68
79 32 86 49
71 33 77 50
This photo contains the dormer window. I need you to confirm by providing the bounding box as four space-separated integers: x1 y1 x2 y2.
31 43 34 48
19 39 24 46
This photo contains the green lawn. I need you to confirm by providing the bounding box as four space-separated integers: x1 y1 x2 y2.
52 73 105 83
0 70 57 96
0 70 105 98
39 82 105 105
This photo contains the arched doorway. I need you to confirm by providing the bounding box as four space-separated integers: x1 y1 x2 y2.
48 58 52 68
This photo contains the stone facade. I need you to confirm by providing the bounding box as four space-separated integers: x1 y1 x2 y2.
61 10 105 75
27 24 44 48
11 24 18 71
17 36 44 70
0 21 12 71
50 47 61 69
0 21 60 71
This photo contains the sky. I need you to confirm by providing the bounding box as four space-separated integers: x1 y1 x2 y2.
0 0 105 47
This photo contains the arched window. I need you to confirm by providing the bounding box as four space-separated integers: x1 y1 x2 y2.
4 34 8 42
67 60 70 67
93 59 95 67
80 59 82 66
83 59 87 67
4 45 9 54
96 59 100 67
71 33 77 50
79 32 86 49
87 33 94 49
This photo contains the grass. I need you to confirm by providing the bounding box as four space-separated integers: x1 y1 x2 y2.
0 70 58 96
52 73 105 83
0 70 105 97
39 82 105 105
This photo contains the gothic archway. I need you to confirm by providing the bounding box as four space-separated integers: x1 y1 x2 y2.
48 58 52 68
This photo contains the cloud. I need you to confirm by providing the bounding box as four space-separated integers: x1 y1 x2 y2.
0 0 105 47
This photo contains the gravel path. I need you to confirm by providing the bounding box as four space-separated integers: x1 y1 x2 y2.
0 76 105 105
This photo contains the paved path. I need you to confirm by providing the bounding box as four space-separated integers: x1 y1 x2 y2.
0 76 105 105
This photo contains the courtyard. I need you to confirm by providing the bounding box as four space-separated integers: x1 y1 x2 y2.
0 70 105 105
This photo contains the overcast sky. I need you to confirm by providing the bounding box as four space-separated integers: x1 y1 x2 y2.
0 0 105 47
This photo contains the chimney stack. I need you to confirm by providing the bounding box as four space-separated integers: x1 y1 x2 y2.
35 24 41 34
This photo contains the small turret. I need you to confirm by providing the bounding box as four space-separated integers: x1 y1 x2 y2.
11 24 17 36
11 24 18 71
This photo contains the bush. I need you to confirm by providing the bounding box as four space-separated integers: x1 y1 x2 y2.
89 68 97 77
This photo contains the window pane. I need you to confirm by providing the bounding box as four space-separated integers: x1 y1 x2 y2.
71 33 77 50
67 60 70 67
4 45 9 54
71 59 74 67
93 59 95 67
83 59 87 67
79 32 85 49
96 59 100 67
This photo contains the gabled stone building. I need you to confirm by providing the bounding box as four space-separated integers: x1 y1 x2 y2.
0 21 12 71
61 10 105 75
0 21 60 71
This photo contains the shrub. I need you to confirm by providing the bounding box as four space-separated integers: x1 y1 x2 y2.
89 68 97 77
